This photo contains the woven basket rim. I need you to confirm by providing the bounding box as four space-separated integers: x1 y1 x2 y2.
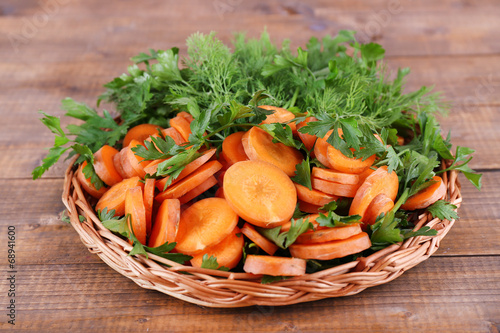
62 158 462 307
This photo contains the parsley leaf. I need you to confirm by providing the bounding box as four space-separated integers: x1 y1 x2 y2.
291 157 312 190
427 200 459 221
256 218 314 249
316 211 362 228
200 254 230 271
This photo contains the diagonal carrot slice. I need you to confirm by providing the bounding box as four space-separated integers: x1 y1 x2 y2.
241 223 279 255
93 145 122 186
313 131 333 168
295 223 362 244
148 198 180 248
294 183 338 206
401 176 446 210
289 232 371 260
364 194 394 225
77 162 108 199
296 116 318 151
125 186 147 245
221 131 249 166
96 176 143 217
311 167 359 185
143 178 155 235
178 175 217 204
312 178 360 197
169 115 192 142
243 255 306 276
123 124 163 147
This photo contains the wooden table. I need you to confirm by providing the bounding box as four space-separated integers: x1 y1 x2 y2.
1 0 499 331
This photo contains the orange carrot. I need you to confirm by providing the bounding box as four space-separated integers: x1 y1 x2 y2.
357 167 376 185
295 224 362 244
296 116 318 151
401 176 446 210
76 162 108 199
93 145 123 186
113 151 128 180
143 178 155 235
242 126 303 177
327 144 375 174
397 135 405 146
349 166 399 222
155 160 222 202
215 187 225 199
289 232 371 260
243 255 306 276
169 115 192 142
162 127 186 145
294 183 338 206
364 194 394 225
223 160 296 228
312 178 360 197
125 186 147 245
120 139 147 179
143 158 168 175
123 124 163 147
190 226 244 270
148 198 180 247
216 170 226 187
177 111 194 123
96 176 143 216
280 214 320 232
311 167 359 185
313 132 333 168
175 198 239 255
298 200 325 214
259 105 297 133
241 223 279 255
178 175 217 204
221 131 248 166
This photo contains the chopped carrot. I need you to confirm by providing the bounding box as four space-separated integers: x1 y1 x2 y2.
76 161 108 199
294 183 338 207
243 255 306 276
96 176 143 216
295 224 362 244
113 151 128 179
216 170 226 187
311 167 359 185
120 139 147 179
155 160 222 202
280 214 320 232
242 126 303 177
215 187 225 199
175 197 239 255
148 199 180 247
162 127 186 145
190 226 244 270
289 232 371 260
324 130 375 174
169 115 192 142
312 178 360 197
223 160 296 228
93 145 123 186
397 135 405 146
143 158 168 175
221 131 248 166
401 176 446 210
241 223 279 255
178 175 217 204
125 186 147 245
177 111 194 123
364 194 394 225
357 167 376 185
259 105 297 132
298 200 325 214
143 178 155 235
313 132 333 168
349 166 399 222
123 124 163 147
296 116 318 151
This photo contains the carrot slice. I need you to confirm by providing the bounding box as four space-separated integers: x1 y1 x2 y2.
162 127 185 145
295 224 362 244
311 167 359 185
364 194 394 225
96 177 143 216
148 198 180 247
93 145 123 186
76 162 108 199
156 148 216 191
169 115 192 142
215 187 225 199
401 176 446 210
123 124 163 147
120 140 147 179
178 175 217 204
294 183 338 206
223 160 297 228
143 158 168 175
280 214 320 232
296 116 318 151
221 131 248 166
177 111 194 123
125 186 147 245
175 197 239 255
327 144 375 174
241 223 279 255
349 166 399 222
242 126 303 177
357 167 376 185
216 170 226 187
298 200 324 214
113 151 128 180
313 132 333 168
259 105 297 132
143 178 155 235
312 178 359 197
155 160 222 202
190 226 244 270
289 232 371 260
243 255 306 276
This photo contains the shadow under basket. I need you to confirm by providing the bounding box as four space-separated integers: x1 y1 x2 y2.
62 159 462 308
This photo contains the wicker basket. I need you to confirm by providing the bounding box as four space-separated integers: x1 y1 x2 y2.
62 159 462 308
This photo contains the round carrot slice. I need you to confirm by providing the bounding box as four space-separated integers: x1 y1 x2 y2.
289 232 371 260
241 223 279 255
96 176 143 217
312 178 360 197
143 158 168 175
175 198 239 255
76 162 108 199
242 126 303 177
177 111 194 123
349 166 399 222
125 186 147 245
311 167 359 185
327 144 375 174
296 116 318 151
93 145 123 186
221 131 248 166
298 200 324 214
295 224 362 244
313 132 333 168
259 105 296 132
148 198 180 248
169 115 192 142
215 187 225 199
123 124 163 147
294 183 338 206
113 151 128 180
162 127 185 145
120 140 147 179
155 160 223 202
364 194 394 225
190 226 244 270
178 175 217 204
243 255 307 276
401 176 446 210
143 178 155 235
223 160 297 228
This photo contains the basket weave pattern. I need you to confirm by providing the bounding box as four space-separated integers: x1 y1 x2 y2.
62 160 462 308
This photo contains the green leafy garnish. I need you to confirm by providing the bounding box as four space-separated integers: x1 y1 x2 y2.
256 218 314 249
200 254 230 271
427 200 459 221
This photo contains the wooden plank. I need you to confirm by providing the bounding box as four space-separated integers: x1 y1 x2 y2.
0 256 498 331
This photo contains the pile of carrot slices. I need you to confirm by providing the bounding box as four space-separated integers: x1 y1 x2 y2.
77 107 446 277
